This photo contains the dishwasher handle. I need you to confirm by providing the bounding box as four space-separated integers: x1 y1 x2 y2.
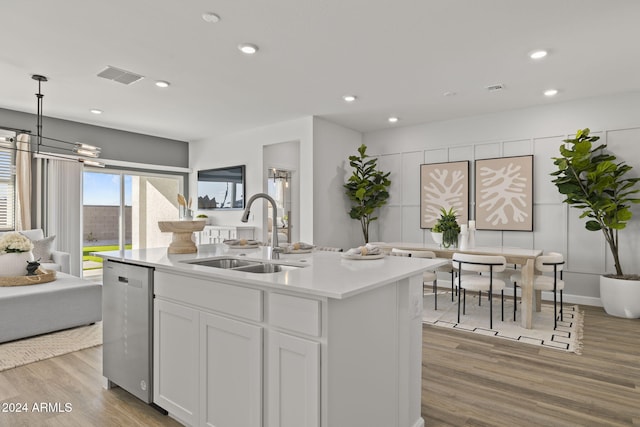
118 276 129 283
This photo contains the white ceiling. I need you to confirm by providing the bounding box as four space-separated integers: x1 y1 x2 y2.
1 0 639 142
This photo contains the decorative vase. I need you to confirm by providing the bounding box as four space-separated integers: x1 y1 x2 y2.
0 251 35 277
431 232 443 246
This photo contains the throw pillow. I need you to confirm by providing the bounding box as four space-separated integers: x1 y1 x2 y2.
31 235 56 263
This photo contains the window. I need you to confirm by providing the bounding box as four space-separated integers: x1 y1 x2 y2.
0 132 15 231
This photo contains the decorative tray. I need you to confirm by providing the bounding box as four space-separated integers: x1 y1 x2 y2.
0 268 57 287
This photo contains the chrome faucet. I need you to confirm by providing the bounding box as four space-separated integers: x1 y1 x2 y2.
241 193 282 259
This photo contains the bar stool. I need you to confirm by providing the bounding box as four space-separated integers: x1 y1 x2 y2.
452 253 507 329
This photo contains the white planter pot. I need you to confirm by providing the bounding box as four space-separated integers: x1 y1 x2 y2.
431 232 443 245
600 275 640 319
0 251 34 277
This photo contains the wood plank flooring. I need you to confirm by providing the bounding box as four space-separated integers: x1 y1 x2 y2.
0 305 637 426
423 305 640 426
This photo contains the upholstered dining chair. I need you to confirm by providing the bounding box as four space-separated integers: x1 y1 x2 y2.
511 252 565 329
390 248 440 308
452 253 507 329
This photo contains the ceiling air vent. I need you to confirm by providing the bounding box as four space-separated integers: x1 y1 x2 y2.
486 83 505 92
97 66 144 85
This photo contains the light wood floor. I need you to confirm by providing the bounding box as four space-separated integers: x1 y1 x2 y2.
0 305 637 426
423 305 640 426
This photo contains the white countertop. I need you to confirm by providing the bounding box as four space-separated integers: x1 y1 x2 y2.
95 244 448 299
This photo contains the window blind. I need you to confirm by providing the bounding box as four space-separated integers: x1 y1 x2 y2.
0 140 15 231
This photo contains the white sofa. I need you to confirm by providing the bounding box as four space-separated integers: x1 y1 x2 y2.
0 229 70 274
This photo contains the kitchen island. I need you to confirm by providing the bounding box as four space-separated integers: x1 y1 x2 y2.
97 244 446 427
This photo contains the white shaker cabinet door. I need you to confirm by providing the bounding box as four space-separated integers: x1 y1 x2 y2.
268 331 320 427
200 312 263 427
154 299 199 426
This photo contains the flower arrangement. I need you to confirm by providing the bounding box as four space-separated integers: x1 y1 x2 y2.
0 232 34 255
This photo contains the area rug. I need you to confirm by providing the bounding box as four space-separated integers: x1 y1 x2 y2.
422 293 583 354
0 322 102 372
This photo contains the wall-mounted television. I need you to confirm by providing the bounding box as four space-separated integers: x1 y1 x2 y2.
197 165 246 210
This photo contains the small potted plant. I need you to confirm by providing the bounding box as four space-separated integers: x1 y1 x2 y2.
431 207 461 248
196 214 210 225
551 128 640 318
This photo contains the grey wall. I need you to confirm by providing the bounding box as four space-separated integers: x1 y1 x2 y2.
0 108 188 167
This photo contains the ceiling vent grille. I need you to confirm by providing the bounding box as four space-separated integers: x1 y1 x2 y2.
486 83 505 92
97 66 144 85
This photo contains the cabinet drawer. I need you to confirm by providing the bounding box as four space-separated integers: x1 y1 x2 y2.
269 293 321 337
155 271 263 322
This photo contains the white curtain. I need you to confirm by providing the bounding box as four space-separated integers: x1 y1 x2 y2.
15 133 31 230
45 158 83 276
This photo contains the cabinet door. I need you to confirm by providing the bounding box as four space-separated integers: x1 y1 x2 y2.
154 299 199 426
200 312 263 427
268 332 320 427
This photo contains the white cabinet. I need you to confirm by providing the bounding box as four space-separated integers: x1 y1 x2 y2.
197 225 255 244
200 312 262 427
154 299 199 426
268 331 320 427
153 270 423 427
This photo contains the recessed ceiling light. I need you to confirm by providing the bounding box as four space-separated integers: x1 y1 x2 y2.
343 95 357 102
238 43 259 55
388 117 399 123
544 89 558 97
530 50 548 60
155 80 170 88
90 109 103 115
202 12 220 23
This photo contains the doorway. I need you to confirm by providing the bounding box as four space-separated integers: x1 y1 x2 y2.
82 169 182 279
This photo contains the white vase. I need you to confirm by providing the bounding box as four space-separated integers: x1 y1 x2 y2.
431 232 443 246
600 275 640 318
0 251 34 277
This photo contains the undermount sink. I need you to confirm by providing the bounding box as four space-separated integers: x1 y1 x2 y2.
189 258 258 269
183 257 304 274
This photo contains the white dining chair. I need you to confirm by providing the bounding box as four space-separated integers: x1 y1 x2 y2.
452 253 507 329
511 252 565 329
390 248 440 309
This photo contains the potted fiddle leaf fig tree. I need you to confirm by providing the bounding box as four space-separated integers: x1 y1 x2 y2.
344 144 391 243
551 128 640 318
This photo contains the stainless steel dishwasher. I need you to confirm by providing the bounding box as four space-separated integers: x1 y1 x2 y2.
103 259 160 407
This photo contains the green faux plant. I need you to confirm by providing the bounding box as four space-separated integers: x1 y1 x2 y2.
344 144 391 243
432 207 460 248
551 128 640 278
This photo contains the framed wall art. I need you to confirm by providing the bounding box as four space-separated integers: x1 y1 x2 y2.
420 161 469 228
475 155 533 231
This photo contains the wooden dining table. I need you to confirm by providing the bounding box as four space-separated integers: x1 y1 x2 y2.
379 242 544 329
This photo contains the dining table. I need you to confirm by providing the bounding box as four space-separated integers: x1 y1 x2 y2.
378 242 544 329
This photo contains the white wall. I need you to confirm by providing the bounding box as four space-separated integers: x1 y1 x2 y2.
189 117 314 243
312 118 363 249
363 92 640 304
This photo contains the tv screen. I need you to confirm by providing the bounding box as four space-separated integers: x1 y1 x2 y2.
197 165 246 210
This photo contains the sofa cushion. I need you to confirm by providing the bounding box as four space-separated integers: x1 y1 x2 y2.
31 235 56 263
